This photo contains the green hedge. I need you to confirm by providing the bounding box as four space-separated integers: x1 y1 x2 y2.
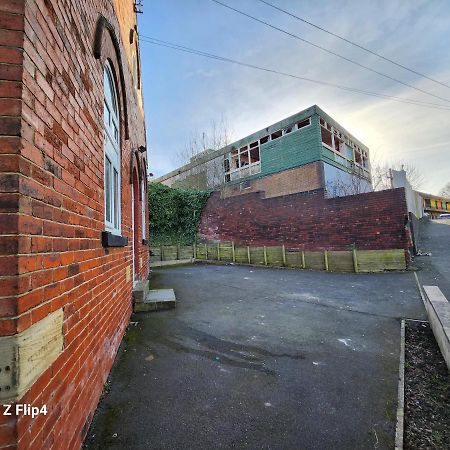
148 183 210 245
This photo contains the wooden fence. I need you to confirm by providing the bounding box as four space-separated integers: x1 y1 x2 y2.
150 242 406 272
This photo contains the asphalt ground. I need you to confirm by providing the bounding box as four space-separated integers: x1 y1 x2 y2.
415 218 450 302
85 263 426 450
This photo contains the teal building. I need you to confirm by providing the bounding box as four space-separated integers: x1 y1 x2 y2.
156 105 371 198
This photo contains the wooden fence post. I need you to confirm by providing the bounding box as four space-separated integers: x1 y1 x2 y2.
193 242 196 259
247 246 251 264
205 243 208 260
301 250 305 269
232 241 235 262
217 242 221 261
282 245 286 266
160 244 163 262
324 250 329 271
263 246 268 265
176 244 179 261
352 249 359 273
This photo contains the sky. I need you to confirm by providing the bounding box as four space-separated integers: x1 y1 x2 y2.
138 0 450 194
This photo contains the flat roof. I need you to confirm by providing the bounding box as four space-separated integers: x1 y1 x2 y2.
417 191 450 202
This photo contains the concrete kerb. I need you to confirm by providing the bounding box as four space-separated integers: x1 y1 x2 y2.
149 259 195 268
414 273 450 371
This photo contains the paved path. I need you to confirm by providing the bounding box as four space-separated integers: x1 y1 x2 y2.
415 218 450 301
85 264 425 450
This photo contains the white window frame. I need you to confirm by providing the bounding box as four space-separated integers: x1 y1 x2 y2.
224 144 261 183
103 61 121 235
295 117 311 131
320 116 370 179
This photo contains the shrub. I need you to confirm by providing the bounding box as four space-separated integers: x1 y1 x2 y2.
148 183 210 245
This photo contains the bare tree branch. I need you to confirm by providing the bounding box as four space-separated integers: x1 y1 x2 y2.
440 182 450 197
173 115 233 190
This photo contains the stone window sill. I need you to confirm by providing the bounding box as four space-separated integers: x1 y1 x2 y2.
101 231 128 247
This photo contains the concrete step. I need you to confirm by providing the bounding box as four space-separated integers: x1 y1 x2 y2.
134 289 177 312
132 280 149 303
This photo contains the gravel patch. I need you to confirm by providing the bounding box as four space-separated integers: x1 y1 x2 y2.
404 320 450 449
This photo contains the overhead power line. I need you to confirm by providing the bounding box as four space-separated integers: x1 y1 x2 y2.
256 0 450 90
210 0 450 104
140 36 450 111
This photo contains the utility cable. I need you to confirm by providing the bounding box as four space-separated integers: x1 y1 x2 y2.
210 0 450 104
140 36 450 111
256 0 450 90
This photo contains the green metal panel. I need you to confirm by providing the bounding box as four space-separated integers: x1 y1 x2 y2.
259 115 321 177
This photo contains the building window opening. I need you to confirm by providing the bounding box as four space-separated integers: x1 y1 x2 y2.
249 147 260 164
224 144 261 183
321 126 333 148
297 118 311 129
103 61 121 234
271 130 282 140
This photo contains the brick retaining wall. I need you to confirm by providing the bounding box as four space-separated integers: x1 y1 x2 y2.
199 188 408 251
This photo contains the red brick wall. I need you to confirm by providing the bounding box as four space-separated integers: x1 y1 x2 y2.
0 1 148 449
199 188 408 251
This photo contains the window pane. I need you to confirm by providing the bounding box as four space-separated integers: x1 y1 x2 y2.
271 130 282 140
321 127 332 147
105 158 111 223
231 153 239 169
239 151 250 167
250 163 261 175
113 169 119 228
297 118 310 129
104 102 110 127
249 147 260 163
104 66 118 114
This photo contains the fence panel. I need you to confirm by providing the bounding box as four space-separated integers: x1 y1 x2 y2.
162 245 177 261
357 249 406 272
285 250 303 268
179 245 194 259
151 243 406 272
234 246 249 263
249 247 266 265
206 244 218 260
328 251 354 272
304 251 325 270
266 246 284 266
219 242 233 261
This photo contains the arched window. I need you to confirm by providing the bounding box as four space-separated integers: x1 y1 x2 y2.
132 51 138 91
103 61 121 234
141 169 146 239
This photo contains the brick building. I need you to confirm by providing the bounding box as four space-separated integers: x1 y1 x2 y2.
0 1 148 449
156 105 372 199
